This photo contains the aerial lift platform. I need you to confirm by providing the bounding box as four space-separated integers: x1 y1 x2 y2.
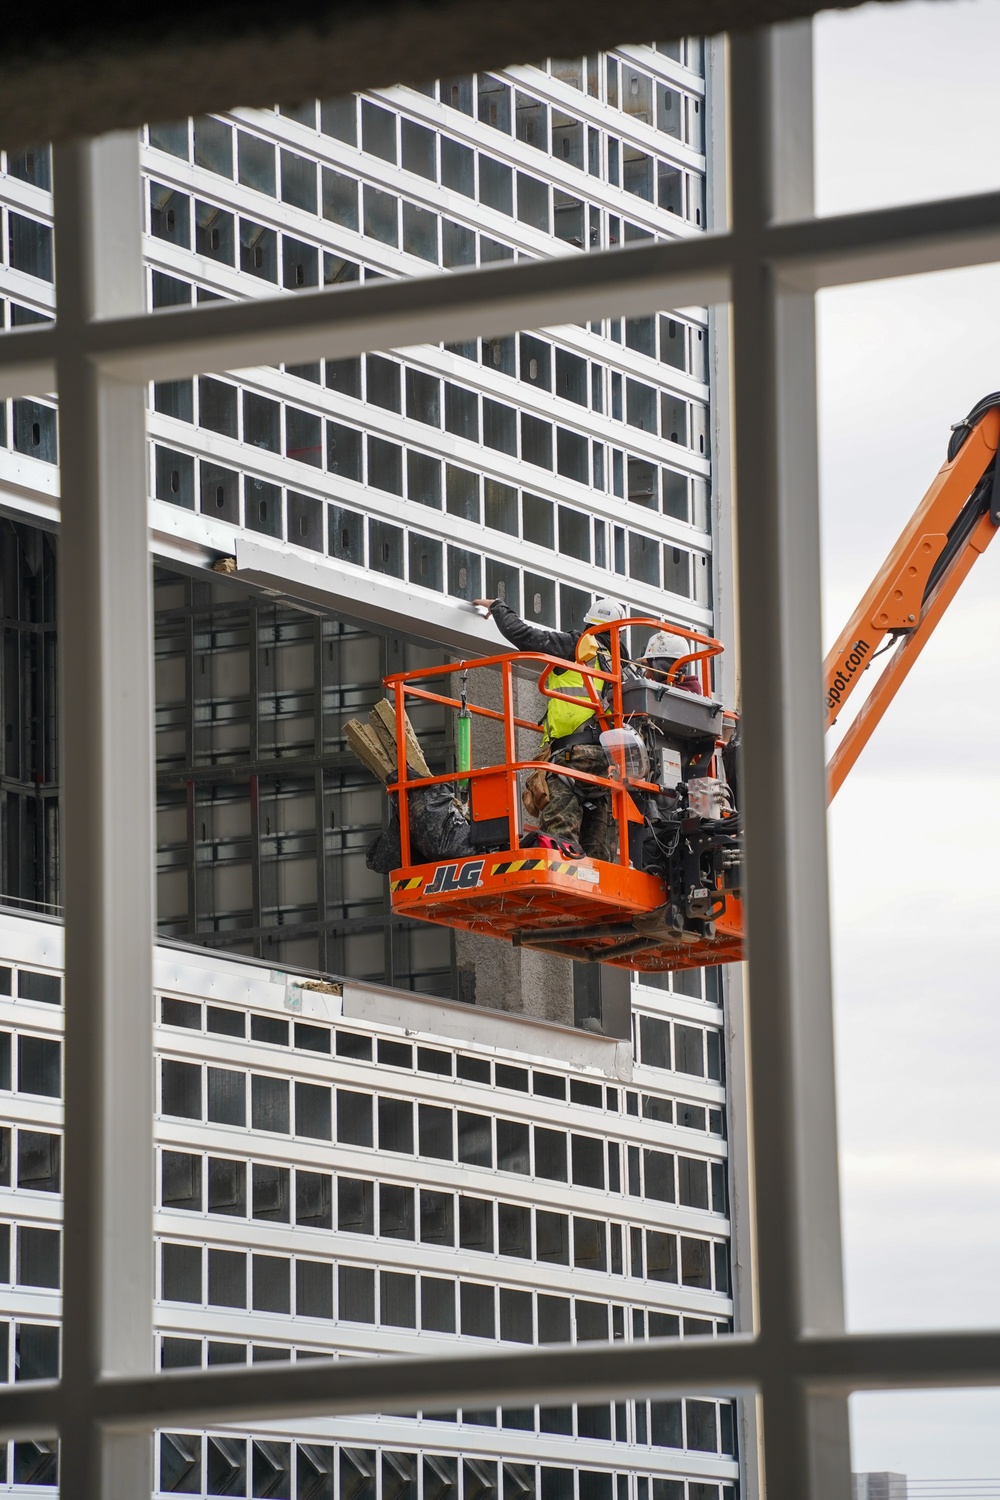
385 394 1000 973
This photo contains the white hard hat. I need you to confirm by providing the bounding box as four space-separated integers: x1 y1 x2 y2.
584 597 627 626
641 629 690 661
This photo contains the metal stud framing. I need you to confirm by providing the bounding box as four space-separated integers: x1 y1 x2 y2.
0 19 999 1500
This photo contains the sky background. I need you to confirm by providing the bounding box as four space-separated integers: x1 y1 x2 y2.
813 0 1000 1476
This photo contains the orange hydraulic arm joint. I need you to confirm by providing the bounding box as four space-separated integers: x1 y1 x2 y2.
825 394 1000 799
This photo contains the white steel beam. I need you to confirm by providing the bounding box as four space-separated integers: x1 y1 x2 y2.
52 134 155 1499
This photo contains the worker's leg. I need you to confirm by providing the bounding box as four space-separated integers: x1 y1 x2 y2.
567 745 617 861
539 771 585 846
580 794 616 861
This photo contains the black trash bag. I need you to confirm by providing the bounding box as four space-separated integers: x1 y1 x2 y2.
366 794 402 875
366 786 473 873
409 783 473 861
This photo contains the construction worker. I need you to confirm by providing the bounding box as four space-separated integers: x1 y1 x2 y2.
638 629 703 695
473 596 627 859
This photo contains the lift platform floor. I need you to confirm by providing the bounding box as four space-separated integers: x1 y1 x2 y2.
390 848 744 973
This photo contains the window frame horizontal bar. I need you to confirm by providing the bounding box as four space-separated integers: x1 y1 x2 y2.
1 1326 999 1440
5 185 1000 401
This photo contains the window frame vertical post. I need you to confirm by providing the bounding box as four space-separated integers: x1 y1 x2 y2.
727 23 851 1498
53 132 155 1499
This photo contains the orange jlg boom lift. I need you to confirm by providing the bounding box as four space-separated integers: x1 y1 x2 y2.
383 395 1000 974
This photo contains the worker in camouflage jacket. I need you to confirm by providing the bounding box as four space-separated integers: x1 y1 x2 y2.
474 595 627 860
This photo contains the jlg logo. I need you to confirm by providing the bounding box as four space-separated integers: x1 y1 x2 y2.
424 860 485 895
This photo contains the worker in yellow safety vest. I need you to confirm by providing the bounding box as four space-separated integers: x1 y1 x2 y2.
473 595 627 858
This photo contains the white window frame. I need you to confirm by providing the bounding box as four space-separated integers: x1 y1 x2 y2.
1 22 998 1500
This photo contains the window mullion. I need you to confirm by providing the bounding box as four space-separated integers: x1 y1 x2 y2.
727 23 850 1500
53 131 155 1499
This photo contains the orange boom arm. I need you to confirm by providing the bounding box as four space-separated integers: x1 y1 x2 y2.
826 396 1000 799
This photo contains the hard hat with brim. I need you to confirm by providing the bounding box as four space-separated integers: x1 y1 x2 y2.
584 597 627 625
641 630 690 661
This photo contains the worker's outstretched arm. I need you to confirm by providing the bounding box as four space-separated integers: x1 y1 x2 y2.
476 598 579 660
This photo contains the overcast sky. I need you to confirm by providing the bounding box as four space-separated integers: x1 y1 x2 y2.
813 0 1000 1476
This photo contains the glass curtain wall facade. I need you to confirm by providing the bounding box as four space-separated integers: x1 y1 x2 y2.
0 910 736 1499
0 35 742 1500
0 41 716 990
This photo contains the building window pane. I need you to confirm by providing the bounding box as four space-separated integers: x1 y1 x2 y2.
287 490 324 550
459 1195 493 1252
402 119 436 179
194 200 234 263
251 1075 290 1133
208 1156 246 1216
402 201 438 262
362 100 398 164
537 1210 569 1264
442 219 476 267
405 368 440 426
320 96 357 145
537 1294 570 1344
238 132 276 194
498 1202 531 1258
460 1282 495 1338
363 186 399 246
368 440 403 496
297 1260 333 1319
162 1150 202 1212
516 173 549 230
521 416 553 469
194 115 233 174
240 220 277 280
17 1036 60 1097
381 1270 416 1328
409 533 443 590
282 235 319 289
327 421 363 480
252 1254 290 1314
379 1182 414 1239
295 1170 334 1230
207 1067 245 1126
422 1276 456 1332
480 156 513 214
378 1096 414 1153
321 168 358 230
337 1090 373 1146
524 573 556 625
252 1163 290 1222
420 1190 455 1246
457 1111 492 1167
339 1176 375 1234
418 1104 453 1160
407 451 442 508
339 1264 375 1323
647 1229 678 1282
17 1226 60 1288
162 1242 202 1303
447 546 481 601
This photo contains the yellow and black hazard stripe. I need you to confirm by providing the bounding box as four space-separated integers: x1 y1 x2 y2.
490 857 594 881
490 857 546 875
390 876 423 892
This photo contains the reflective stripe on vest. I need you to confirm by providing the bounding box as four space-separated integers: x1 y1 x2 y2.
544 667 595 741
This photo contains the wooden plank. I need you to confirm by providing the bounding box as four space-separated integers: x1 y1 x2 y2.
371 697 432 779
344 719 395 781
366 708 398 762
